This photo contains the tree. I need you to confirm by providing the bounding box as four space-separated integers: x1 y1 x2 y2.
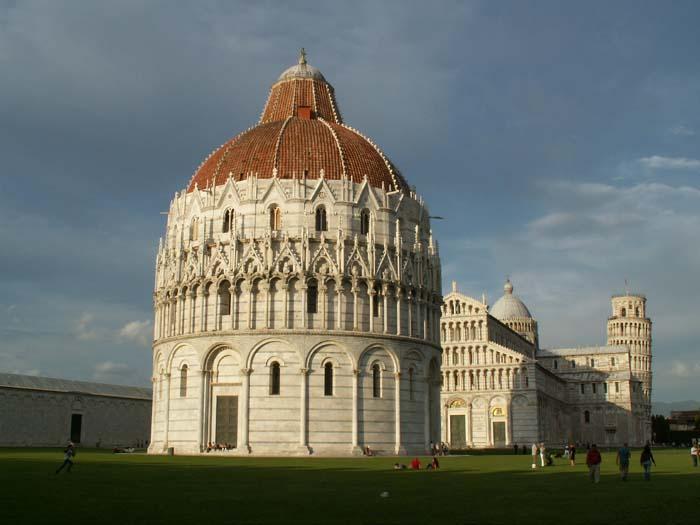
652 414 670 444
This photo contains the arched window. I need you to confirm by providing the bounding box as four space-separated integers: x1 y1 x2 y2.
360 209 370 235
372 364 381 398
315 206 327 232
270 205 282 231
408 367 414 400
635 307 639 317
222 209 234 233
554 360 558 369
307 280 318 314
190 217 199 241
179 364 188 397
621 307 626 317
324 362 333 396
219 281 231 315
584 410 590 424
270 362 281 395
611 357 616 367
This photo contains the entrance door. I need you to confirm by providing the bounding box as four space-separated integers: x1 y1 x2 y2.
70 414 82 443
215 396 238 447
450 415 466 449
492 421 506 448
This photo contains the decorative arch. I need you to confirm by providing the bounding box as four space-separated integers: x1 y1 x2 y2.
304 340 355 370
245 338 302 369
358 343 399 373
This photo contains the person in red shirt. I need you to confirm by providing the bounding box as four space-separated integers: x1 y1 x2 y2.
586 444 602 483
410 457 421 470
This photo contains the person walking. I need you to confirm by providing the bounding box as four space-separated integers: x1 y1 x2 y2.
616 443 631 481
586 443 602 483
691 443 698 467
55 442 75 474
569 444 577 467
531 443 538 469
539 442 546 467
640 443 656 481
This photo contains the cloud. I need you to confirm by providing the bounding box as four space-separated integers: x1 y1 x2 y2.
669 125 695 136
638 156 700 171
666 360 700 379
119 320 152 346
75 313 99 341
93 361 132 382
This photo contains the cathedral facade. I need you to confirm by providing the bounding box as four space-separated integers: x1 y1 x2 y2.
148 53 442 456
440 281 652 448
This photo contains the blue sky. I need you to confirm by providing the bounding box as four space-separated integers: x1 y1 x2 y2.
1 1 698 401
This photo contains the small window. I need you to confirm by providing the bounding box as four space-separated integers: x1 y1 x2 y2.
604 383 608 394
592 383 597 394
270 206 282 231
571 360 576 369
324 362 333 396
621 307 626 317
315 206 327 232
590 358 595 368
307 281 318 314
372 364 381 398
611 357 616 367
270 362 281 395
180 365 188 397
372 287 380 317
553 360 558 369
615 382 620 393
580 384 585 394
584 410 590 424
219 281 231 315
222 209 233 233
408 367 414 401
360 209 370 235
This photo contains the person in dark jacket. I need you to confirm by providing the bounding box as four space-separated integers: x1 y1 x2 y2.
55 443 75 474
640 443 656 481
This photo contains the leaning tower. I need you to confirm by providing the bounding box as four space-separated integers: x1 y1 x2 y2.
606 293 652 441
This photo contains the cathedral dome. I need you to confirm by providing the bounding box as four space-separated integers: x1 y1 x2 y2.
187 50 407 193
490 279 532 320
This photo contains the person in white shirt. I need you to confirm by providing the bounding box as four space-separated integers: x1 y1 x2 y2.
531 443 538 469
539 442 546 467
691 444 698 468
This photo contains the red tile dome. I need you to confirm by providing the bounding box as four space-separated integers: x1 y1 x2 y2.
187 52 407 193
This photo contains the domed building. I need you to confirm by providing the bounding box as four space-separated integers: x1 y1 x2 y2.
489 279 539 348
148 51 443 456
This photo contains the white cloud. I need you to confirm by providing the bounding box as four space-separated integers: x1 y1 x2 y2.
119 320 152 346
638 156 700 171
75 313 98 340
666 360 700 378
669 125 695 136
93 361 132 382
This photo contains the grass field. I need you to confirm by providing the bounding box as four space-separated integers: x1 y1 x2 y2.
1 448 698 524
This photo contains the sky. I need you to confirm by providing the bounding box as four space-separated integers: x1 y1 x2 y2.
1 1 699 402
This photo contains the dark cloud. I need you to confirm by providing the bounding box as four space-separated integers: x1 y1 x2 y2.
1 1 699 398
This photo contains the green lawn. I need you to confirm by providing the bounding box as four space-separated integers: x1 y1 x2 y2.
1 448 698 524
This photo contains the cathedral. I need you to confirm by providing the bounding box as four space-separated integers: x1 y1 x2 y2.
440 280 652 448
148 51 442 456
148 53 651 455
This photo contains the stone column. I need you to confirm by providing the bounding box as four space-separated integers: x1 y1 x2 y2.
239 368 252 453
506 399 513 446
283 280 290 329
213 285 220 331
352 285 359 330
467 404 473 447
394 371 403 454
149 377 157 448
301 283 307 329
320 284 328 330
416 296 423 338
198 370 208 451
336 285 343 330
230 284 237 330
395 288 402 336
407 293 414 337
423 377 431 450
261 281 270 329
201 291 209 332
368 286 375 332
383 285 389 334
352 369 361 454
299 368 310 451
162 373 171 451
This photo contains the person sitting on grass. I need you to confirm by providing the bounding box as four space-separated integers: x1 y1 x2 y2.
410 457 421 470
586 443 602 484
